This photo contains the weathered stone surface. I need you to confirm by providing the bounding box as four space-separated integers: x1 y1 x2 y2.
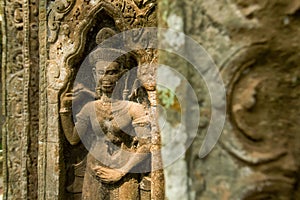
3 0 165 199
2 0 39 199
43 0 163 199
3 0 300 199
159 0 300 199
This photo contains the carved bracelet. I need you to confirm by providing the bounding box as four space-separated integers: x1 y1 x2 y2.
59 107 72 114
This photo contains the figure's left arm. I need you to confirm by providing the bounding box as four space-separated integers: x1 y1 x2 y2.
121 103 152 173
94 103 151 183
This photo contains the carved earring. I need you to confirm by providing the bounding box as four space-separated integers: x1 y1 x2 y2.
95 87 102 99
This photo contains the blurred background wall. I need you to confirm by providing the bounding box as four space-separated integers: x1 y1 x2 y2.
159 0 300 199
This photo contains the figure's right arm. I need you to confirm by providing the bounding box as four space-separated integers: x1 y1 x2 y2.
60 92 81 145
60 111 81 145
60 91 92 146
60 85 94 145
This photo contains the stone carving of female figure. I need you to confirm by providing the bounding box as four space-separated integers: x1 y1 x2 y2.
60 47 152 199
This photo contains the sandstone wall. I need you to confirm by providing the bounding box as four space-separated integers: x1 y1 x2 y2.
159 0 300 199
2 0 300 199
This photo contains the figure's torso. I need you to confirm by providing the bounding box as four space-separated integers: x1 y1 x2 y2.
87 100 139 169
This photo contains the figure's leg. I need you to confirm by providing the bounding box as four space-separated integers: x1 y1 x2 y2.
82 171 109 200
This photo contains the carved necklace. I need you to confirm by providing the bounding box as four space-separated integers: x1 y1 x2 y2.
95 97 112 120
100 95 112 104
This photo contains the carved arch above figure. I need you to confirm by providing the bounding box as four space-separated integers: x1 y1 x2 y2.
47 0 157 90
47 0 156 43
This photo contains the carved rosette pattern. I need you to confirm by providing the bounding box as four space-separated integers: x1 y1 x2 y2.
3 0 39 199
220 45 300 199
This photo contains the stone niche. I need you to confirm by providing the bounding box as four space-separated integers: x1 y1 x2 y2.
2 0 164 199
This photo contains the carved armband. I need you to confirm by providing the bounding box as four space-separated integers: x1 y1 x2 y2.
132 116 151 141
132 116 150 131
132 116 151 128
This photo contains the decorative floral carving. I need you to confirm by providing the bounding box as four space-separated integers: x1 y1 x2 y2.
3 0 40 199
9 48 24 74
11 2 23 29
47 0 156 43
123 0 156 27
3 0 26 198
47 0 76 43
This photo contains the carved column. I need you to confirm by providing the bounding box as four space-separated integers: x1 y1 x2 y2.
2 0 39 199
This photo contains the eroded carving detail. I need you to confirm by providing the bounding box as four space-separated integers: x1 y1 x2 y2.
9 48 24 74
221 45 300 198
3 0 40 199
47 0 76 42
47 0 156 43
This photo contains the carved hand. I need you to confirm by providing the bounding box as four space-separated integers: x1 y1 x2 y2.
60 83 94 145
93 166 126 184
61 92 73 112
61 83 95 110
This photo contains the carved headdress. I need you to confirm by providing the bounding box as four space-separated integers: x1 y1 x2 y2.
88 47 128 69
88 27 137 69
90 27 138 100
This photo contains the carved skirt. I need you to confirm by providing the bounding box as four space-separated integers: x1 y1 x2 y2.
81 152 141 200
81 168 140 200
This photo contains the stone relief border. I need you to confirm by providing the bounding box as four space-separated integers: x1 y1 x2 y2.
38 0 49 199
3 0 39 199
3 0 25 198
